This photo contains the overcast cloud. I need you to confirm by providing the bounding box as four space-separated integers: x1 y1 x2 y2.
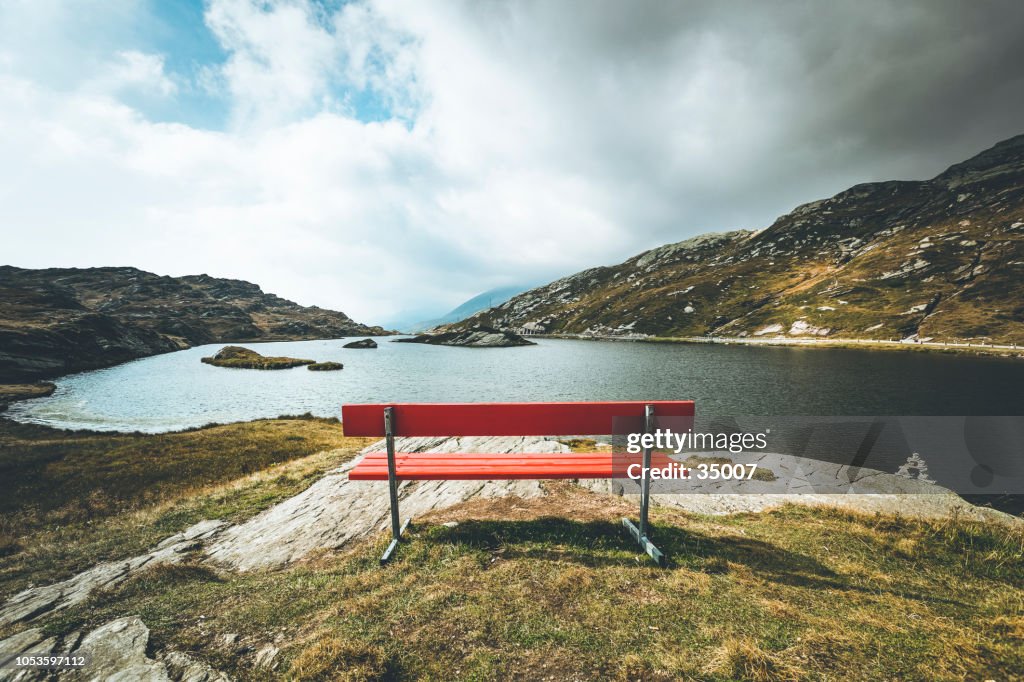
1 0 1023 326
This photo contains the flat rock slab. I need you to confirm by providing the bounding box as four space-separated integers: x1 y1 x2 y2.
582 451 1020 525
0 520 226 627
205 436 567 571
0 616 230 682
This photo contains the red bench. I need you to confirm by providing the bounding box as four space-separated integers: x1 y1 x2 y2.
343 401 695 565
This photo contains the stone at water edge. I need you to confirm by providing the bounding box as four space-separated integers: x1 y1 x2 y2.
343 338 378 349
307 361 344 371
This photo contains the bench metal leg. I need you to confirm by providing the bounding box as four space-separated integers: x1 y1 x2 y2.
622 404 667 566
381 518 411 564
381 406 411 565
622 518 666 567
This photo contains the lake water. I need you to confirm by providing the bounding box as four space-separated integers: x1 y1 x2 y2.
6 337 1024 433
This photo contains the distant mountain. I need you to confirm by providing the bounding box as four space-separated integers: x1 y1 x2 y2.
0 266 388 382
407 285 531 332
458 134 1024 344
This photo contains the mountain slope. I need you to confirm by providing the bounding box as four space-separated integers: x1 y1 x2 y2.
408 285 531 332
460 135 1024 344
0 266 387 382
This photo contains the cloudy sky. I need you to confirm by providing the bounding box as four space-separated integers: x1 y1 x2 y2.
2 0 1023 326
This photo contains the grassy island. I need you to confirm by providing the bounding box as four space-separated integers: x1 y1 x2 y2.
307 361 343 371
201 346 315 370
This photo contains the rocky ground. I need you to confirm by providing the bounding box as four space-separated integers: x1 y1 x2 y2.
1 434 1017 679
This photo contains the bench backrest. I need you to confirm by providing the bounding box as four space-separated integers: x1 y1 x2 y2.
341 401 695 437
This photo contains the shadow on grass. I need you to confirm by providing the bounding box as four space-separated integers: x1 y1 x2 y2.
423 517 971 608
426 517 640 568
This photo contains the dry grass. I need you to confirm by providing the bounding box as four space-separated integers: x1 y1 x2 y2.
0 416 373 598
28 483 1024 681
3 417 1021 679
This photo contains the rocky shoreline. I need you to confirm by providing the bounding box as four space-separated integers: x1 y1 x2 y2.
0 265 388 383
395 326 535 348
0 383 55 413
529 331 1024 359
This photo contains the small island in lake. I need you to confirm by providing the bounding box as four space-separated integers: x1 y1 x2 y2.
395 326 535 348
307 361 343 371
201 346 315 370
343 338 377 349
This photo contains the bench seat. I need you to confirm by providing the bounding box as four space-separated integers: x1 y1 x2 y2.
341 400 694 565
348 451 679 480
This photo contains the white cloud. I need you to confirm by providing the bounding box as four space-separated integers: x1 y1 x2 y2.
84 50 178 97
1 0 1023 327
205 0 339 127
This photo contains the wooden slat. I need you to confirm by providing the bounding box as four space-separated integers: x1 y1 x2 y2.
348 451 682 481
341 401 694 437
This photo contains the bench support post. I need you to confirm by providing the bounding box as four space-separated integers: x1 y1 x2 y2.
381 406 410 564
639 404 654 538
622 404 667 566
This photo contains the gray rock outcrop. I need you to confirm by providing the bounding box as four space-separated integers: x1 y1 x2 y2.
0 617 230 682
582 450 1019 524
342 338 377 349
205 436 565 571
0 521 226 627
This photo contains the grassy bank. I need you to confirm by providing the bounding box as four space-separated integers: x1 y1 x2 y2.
0 416 373 598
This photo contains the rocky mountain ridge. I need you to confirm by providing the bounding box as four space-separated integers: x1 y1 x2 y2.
459 135 1024 344
0 266 386 382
